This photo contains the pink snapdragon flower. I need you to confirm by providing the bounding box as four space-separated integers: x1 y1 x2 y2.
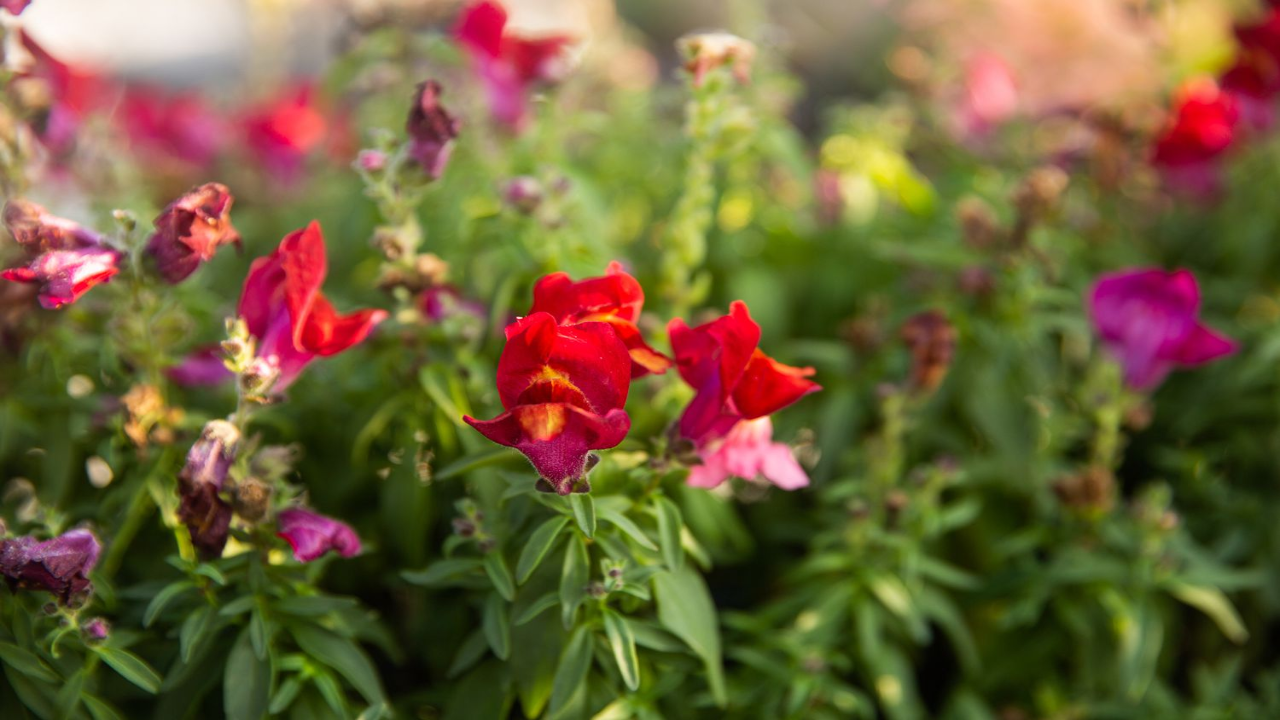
276 508 361 562
1 200 122 309
687 416 809 490
454 0 573 130
167 346 233 387
1088 268 1237 390
118 86 227 171
238 221 387 392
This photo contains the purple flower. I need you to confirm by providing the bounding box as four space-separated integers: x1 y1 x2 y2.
166 346 234 387
276 508 361 563
0 528 101 603
687 417 809 491
81 617 110 641
405 81 460 179
177 420 240 559
1088 268 1237 389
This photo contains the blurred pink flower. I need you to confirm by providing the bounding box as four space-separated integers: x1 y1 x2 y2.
1088 268 1236 390
905 0 1161 128
687 416 809 491
277 508 361 562
406 80 461 179
118 86 228 170
17 31 116 160
2 0 32 14
167 346 233 387
455 0 573 131
1 200 122 309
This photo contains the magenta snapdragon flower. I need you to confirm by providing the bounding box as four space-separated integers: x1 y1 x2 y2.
1088 268 1237 389
276 508 361 562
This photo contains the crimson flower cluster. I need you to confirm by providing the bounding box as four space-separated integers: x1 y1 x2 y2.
465 264 821 494
1152 3 1280 196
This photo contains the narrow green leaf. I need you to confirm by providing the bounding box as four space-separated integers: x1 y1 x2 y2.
560 535 589 628
548 626 592 720
485 552 516 602
570 494 596 538
193 564 228 586
82 695 125 720
273 595 359 618
250 606 271 660
291 624 387 705
603 610 641 691
435 448 518 481
515 592 561 626
268 676 303 715
311 670 348 718
55 668 86 720
223 629 270 720
94 646 163 694
179 605 214 663
517 516 570 584
143 581 194 627
219 595 256 616
1167 582 1249 644
599 509 658 551
402 558 484 586
654 567 725 707
447 630 489 679
0 641 57 682
483 592 512 660
653 497 684 572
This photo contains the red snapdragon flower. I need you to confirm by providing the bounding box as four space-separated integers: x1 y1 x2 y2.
1151 79 1240 197
276 508 361 562
1088 268 1237 390
455 0 573 130
146 183 240 284
464 312 631 494
406 80 461 179
240 84 330 182
2 200 123 309
530 261 672 377
669 301 820 447
118 86 227 171
238 222 388 392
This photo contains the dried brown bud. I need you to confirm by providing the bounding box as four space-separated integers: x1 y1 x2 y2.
1052 466 1115 513
1012 166 1069 221
900 310 956 395
232 476 272 523
955 196 1001 251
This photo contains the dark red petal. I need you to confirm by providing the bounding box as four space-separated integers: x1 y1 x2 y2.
497 313 630 412
504 35 573 83
464 403 629 490
530 261 645 324
238 252 285 339
298 293 388 356
732 349 821 419
280 221 328 351
455 0 507 58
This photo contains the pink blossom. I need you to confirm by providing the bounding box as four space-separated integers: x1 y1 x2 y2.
1088 268 1237 390
687 417 809 491
118 86 227 171
454 1 573 130
1 200 122 309
276 508 361 562
166 346 233 387
240 84 330 182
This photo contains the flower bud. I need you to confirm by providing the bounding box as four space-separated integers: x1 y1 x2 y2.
900 310 956 395
232 476 272 523
145 183 240 284
677 32 756 87
503 176 544 215
1052 466 1115 514
81 617 110 641
955 196 1001 251
405 81 461 180
356 149 387 173
1012 166 1069 221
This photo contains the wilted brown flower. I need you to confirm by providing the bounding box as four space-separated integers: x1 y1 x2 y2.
1052 466 1115 513
121 384 183 448
901 310 956 394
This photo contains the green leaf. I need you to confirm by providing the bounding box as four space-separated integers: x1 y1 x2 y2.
435 448 518 481
0 641 57 682
599 508 658 551
570 494 596 538
485 552 516 602
548 626 592 720
402 558 484 586
447 630 489 679
653 497 684 572
291 624 387 705
603 610 641 691
1166 581 1249 644
626 619 685 653
219 595 257 616
193 564 228 586
518 516 570 583
515 593 561 626
654 566 725 707
223 629 270 720
560 535 589 628
143 581 194 627
483 592 512 660
82 695 125 720
250 606 271 660
179 605 215 663
93 646 162 694
268 676 304 715
274 595 359 618
56 668 86 720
